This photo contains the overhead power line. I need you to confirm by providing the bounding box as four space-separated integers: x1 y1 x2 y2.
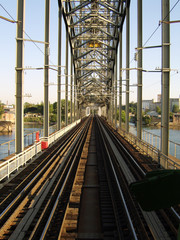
0 3 56 66
131 0 180 65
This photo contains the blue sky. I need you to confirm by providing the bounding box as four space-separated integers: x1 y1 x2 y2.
0 0 180 105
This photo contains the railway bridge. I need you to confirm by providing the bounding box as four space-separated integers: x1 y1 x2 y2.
0 0 180 239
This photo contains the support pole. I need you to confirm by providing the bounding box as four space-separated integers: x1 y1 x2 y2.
119 31 122 128
161 0 170 155
70 55 73 123
77 83 80 119
57 6 62 130
114 54 117 128
74 74 77 121
111 73 114 125
65 29 69 126
44 0 50 137
126 3 130 132
15 0 25 153
109 85 111 122
137 0 143 139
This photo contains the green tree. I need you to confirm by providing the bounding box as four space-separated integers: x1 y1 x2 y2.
143 115 151 125
49 103 53 114
129 102 137 114
116 109 119 120
53 102 57 114
0 104 4 117
24 106 38 113
121 110 125 123
37 103 43 115
50 114 57 122
156 106 161 114
24 102 32 109
172 104 179 113
169 112 173 122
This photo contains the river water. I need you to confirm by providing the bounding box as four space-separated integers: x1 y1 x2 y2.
0 124 42 144
0 124 56 160
129 124 180 159
0 123 179 160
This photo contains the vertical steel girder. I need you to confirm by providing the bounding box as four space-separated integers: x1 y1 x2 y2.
161 0 170 156
70 55 73 123
114 54 117 128
125 3 130 132
44 0 50 137
119 31 122 128
65 29 69 126
57 6 62 130
74 75 77 121
111 72 114 124
15 0 25 153
137 0 142 139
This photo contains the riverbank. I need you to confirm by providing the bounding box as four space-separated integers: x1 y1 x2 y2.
145 122 180 128
0 121 12 132
24 122 43 125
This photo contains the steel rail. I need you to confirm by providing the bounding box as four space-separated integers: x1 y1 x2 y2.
100 117 180 238
96 117 138 240
10 117 91 240
0 119 87 235
0 123 82 219
38 118 91 240
104 119 180 224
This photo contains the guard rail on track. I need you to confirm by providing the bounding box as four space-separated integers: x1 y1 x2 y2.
0 119 81 181
118 127 180 170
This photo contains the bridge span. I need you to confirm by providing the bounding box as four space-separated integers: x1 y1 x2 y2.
0 116 180 239
1 0 180 239
9 0 174 157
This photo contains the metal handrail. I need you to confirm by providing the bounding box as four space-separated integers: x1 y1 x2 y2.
119 127 180 170
0 125 57 159
0 120 81 181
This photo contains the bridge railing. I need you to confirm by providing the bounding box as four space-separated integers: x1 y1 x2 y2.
0 119 81 181
118 128 180 170
142 129 180 159
0 125 57 160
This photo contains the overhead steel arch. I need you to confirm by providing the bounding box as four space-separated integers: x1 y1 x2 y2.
58 0 129 109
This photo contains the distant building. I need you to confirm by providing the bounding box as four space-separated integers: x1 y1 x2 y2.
169 98 179 112
24 113 42 118
149 101 161 111
173 113 180 125
4 104 14 110
142 99 154 111
143 97 180 112
1 110 15 123
0 104 15 123
157 94 161 102
146 111 159 117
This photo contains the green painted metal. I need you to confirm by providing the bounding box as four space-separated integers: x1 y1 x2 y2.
130 170 180 211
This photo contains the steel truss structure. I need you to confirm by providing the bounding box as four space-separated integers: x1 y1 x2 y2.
58 0 128 109
15 0 170 157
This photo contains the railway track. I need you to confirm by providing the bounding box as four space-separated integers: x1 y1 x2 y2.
0 117 91 239
0 116 179 239
98 117 180 239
